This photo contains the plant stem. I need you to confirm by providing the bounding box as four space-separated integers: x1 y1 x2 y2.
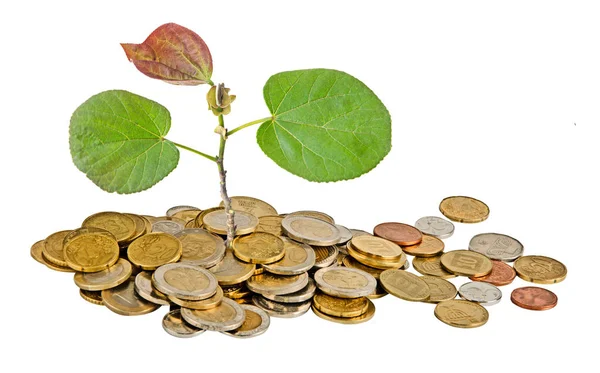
216 114 236 248
226 116 272 136
171 141 217 162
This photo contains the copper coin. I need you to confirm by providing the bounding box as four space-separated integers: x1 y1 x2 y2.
373 223 422 246
469 260 516 286
510 287 557 311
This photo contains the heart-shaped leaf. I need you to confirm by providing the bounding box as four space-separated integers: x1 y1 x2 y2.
121 23 213 85
69 90 179 194
257 69 392 182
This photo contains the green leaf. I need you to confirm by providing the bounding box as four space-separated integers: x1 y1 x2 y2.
69 90 179 194
257 69 391 182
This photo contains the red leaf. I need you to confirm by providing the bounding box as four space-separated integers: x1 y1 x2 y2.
121 23 213 85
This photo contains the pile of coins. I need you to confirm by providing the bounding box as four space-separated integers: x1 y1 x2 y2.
31 195 567 335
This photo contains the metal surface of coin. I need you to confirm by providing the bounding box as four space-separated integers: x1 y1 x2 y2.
246 272 309 295
232 232 285 264
261 278 317 303
288 210 335 224
74 258 132 291
350 235 403 261
281 215 341 246
470 260 516 286
312 300 375 324
342 255 384 279
82 211 136 243
79 289 104 305
511 287 558 311
162 309 205 338
514 255 567 284
64 230 120 272
414 216 455 239
102 279 161 316
459 282 502 306
335 225 353 244
402 234 445 257
169 287 224 310
434 299 489 328
134 271 170 306
350 229 371 237
127 233 182 270
439 196 490 223
172 209 202 225
209 249 256 285
42 230 72 267
413 255 457 278
30 240 47 265
263 238 315 275
181 297 246 331
380 270 430 301
166 205 200 217
153 263 218 300
222 196 278 218
347 242 406 270
469 233 524 261
367 285 388 299
203 209 258 236
373 222 423 246
123 214 151 245
440 250 493 277
222 284 251 299
313 293 369 317
314 267 377 298
313 245 339 268
222 304 270 338
252 295 311 318
175 229 226 268
194 207 223 228
256 215 284 236
421 276 457 303
152 220 184 235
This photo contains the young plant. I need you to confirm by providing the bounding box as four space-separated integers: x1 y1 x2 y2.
69 23 392 247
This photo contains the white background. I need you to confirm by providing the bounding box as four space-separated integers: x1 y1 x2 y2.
1 1 598 371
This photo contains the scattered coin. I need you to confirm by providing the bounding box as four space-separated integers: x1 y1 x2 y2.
209 249 256 286
313 293 369 318
511 287 558 311
288 210 335 224
313 245 339 268
222 284 252 300
401 234 445 257
281 215 341 246
421 276 457 303
261 278 317 303
440 250 493 277
246 272 309 295
312 299 375 324
347 241 406 270
123 214 151 245
413 255 457 279
470 260 516 286
350 235 404 261
82 211 136 244
152 220 184 235
335 225 353 244
162 309 206 338
222 196 278 218
373 222 423 246
63 228 120 272
74 258 132 291
152 263 218 300
434 299 489 328
169 287 224 310
439 196 489 223
262 238 315 275
469 233 524 261
380 270 430 301
79 289 104 306
203 209 258 236
30 240 46 265
342 255 384 279
134 271 170 305
194 207 223 228
514 255 567 284
102 279 161 316
367 285 388 299
255 215 284 236
181 297 246 331
42 230 72 267
314 267 377 298
175 229 226 268
232 232 285 264
172 209 202 225
252 295 312 318
350 229 371 237
166 205 201 217
221 304 270 338
127 233 182 270
414 216 455 239
458 282 502 306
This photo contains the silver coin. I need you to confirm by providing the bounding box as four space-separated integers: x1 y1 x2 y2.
350 229 371 238
166 205 200 217
261 278 317 303
458 282 502 306
246 272 309 295
468 233 524 261
162 309 205 338
252 295 311 318
181 298 246 331
312 245 339 268
221 304 270 338
402 259 410 270
414 216 455 239
262 238 315 275
174 228 226 268
336 244 348 255
281 215 340 246
73 258 132 291
336 225 353 244
152 220 184 235
152 263 218 300
314 267 377 298
134 271 170 305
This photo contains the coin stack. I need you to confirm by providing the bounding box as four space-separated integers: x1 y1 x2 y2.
31 195 567 335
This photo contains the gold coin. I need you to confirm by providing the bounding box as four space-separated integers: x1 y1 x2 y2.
311 299 375 324
221 304 270 338
42 230 72 267
412 255 457 278
380 269 430 301
401 235 445 257
169 286 224 310
82 211 136 243
63 229 120 272
439 196 490 223
440 250 493 277
434 299 488 328
342 255 383 279
79 289 104 306
514 255 567 284
194 207 223 228
421 276 457 303
102 279 160 316
74 258 133 291
203 209 258 236
254 265 264 275
246 272 309 295
281 215 341 246
314 267 377 298
222 284 252 300
234 297 255 305
313 245 339 268
175 229 226 268
350 235 403 261
256 215 284 236
30 240 46 266
287 210 335 224
347 243 406 270
313 293 369 317
262 238 315 275
209 249 256 285
172 209 202 224
221 196 278 218
123 213 151 245
127 233 182 270
232 232 285 264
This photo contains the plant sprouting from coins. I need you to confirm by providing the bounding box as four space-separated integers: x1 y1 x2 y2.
69 23 392 247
